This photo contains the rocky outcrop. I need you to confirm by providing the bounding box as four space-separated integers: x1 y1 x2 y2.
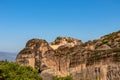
16 37 82 80
50 37 82 50
16 31 120 80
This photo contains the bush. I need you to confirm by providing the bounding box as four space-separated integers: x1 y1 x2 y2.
0 60 42 80
66 39 73 43
54 74 73 80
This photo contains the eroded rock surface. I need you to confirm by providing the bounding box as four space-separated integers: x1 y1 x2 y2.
16 31 120 80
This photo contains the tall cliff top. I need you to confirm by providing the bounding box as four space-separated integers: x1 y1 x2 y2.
83 30 120 50
26 39 48 47
50 37 82 49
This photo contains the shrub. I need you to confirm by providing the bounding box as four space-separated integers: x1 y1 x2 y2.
54 74 73 80
66 39 73 43
0 60 42 80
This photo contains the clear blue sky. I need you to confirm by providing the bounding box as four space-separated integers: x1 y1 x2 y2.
0 0 120 53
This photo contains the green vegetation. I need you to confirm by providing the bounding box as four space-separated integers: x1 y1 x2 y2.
0 60 74 80
52 36 62 45
103 30 120 39
54 75 73 80
0 60 42 80
66 39 73 43
54 40 61 45
102 39 108 44
56 36 62 40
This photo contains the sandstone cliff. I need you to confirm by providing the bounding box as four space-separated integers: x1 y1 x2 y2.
16 31 120 80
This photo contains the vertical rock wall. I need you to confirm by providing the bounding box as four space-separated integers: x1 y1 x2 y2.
16 36 120 80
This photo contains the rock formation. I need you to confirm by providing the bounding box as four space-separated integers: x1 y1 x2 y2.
16 31 120 80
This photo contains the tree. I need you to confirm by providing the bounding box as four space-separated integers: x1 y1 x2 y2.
0 60 43 80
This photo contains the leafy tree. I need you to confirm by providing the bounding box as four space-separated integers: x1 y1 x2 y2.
0 60 42 80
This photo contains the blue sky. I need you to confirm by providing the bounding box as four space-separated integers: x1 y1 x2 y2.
0 0 120 53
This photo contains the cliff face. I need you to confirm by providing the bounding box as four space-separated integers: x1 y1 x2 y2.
16 31 120 80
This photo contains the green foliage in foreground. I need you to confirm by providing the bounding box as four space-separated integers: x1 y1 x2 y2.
0 60 42 80
0 60 74 80
54 74 73 80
